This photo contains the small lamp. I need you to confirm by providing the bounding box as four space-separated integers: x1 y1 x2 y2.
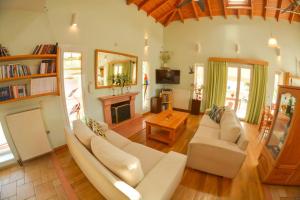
71 13 77 27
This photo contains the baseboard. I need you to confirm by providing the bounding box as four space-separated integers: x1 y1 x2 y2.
54 144 68 152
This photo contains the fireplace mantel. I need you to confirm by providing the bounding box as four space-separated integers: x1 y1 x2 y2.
99 92 139 127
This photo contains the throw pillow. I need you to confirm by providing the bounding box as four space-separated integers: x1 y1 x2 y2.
208 105 225 123
91 136 144 187
73 120 95 150
86 118 108 137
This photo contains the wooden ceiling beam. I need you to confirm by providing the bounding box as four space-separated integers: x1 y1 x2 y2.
138 0 150 10
157 8 175 22
206 0 213 19
148 0 170 16
237 9 240 19
289 13 295 24
191 1 200 21
165 10 177 26
250 0 253 19
222 0 228 18
126 0 136 5
275 0 283 21
263 0 268 20
177 9 184 23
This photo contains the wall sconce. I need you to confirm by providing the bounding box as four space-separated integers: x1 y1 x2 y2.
275 46 281 61
235 43 240 54
195 43 201 54
71 13 77 27
144 38 149 49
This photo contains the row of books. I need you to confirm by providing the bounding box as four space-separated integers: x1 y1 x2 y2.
32 43 58 55
0 64 31 79
39 60 56 74
0 85 27 101
0 45 10 57
31 77 57 95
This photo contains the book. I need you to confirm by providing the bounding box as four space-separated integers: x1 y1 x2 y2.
0 86 12 101
39 60 56 74
0 64 31 79
32 43 58 55
31 77 57 95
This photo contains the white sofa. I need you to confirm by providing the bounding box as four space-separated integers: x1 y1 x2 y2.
65 120 187 200
187 109 248 178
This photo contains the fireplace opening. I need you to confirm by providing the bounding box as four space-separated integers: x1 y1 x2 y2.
111 101 131 124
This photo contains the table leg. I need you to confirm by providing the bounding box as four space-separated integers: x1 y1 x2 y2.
146 123 151 139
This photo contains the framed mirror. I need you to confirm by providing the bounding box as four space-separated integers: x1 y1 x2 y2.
95 49 138 89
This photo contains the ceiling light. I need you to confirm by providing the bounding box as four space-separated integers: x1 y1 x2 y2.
268 35 278 48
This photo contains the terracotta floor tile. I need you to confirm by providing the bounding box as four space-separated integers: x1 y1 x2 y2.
1 182 17 199
16 182 34 200
35 182 56 200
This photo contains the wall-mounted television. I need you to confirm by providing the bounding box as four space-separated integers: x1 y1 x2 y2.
156 69 180 84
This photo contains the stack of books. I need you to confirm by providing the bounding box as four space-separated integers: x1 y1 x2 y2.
0 85 27 101
0 45 10 57
0 64 31 79
32 43 58 55
39 60 56 74
31 77 57 95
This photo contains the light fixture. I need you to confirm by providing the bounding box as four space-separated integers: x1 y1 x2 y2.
275 46 281 61
268 34 278 48
71 13 77 27
144 37 149 49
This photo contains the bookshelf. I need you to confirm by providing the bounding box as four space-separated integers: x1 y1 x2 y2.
0 48 60 104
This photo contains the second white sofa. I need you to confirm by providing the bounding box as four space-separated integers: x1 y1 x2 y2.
65 120 187 200
187 109 248 178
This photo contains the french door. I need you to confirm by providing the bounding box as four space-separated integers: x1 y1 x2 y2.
225 65 252 119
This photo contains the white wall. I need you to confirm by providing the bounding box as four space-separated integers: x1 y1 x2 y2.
163 17 300 107
0 0 164 150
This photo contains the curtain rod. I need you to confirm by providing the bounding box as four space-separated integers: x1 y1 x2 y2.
208 57 268 66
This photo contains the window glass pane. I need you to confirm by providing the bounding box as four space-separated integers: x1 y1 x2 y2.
237 68 251 119
272 74 280 105
0 123 14 163
225 67 238 109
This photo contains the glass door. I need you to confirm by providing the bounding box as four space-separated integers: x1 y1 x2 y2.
142 61 150 112
62 52 85 128
0 123 14 163
225 65 252 119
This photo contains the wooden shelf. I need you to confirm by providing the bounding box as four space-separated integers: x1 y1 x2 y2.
0 54 57 62
0 92 59 105
0 73 57 83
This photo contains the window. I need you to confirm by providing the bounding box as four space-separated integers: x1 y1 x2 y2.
142 61 150 112
62 52 85 128
0 123 14 163
227 0 249 5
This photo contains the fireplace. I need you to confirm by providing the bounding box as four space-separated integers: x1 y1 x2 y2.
111 101 131 124
99 92 140 127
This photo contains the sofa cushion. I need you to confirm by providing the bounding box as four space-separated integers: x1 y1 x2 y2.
73 120 95 150
200 115 220 129
220 111 241 143
91 136 144 187
105 130 131 148
86 118 108 137
237 130 249 151
193 125 220 140
122 143 164 175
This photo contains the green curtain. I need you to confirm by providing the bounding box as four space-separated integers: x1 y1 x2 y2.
121 61 132 79
245 64 268 124
201 61 227 111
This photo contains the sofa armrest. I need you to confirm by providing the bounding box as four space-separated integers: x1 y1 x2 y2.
136 151 186 200
187 137 246 178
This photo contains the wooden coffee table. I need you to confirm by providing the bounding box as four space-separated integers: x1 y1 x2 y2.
145 110 189 145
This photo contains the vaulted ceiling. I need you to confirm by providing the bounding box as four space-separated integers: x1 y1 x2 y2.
126 0 300 26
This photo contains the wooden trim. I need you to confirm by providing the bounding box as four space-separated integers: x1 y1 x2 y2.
191 1 200 21
0 92 59 105
0 54 57 61
250 0 253 18
54 144 67 152
276 0 283 21
56 48 61 96
94 49 138 89
0 73 57 83
148 0 170 16
165 9 177 26
237 9 240 19
177 9 184 23
208 57 268 66
138 0 149 10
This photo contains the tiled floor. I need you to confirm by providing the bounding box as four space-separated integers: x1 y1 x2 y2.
0 155 67 200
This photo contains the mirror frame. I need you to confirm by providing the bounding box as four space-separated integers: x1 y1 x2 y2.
94 49 138 89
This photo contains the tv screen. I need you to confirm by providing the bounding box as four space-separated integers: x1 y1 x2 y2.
156 69 180 84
